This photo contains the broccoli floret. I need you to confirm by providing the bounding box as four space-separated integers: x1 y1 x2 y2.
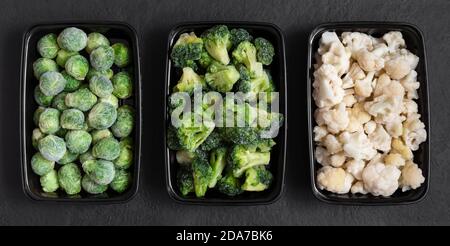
173 67 206 94
205 62 240 93
167 126 182 150
232 41 263 78
219 127 260 145
229 144 271 177
202 25 232 65
255 138 276 152
177 166 194 196
236 70 271 97
230 28 253 48
208 147 227 188
199 130 222 151
257 109 284 139
170 32 203 70
198 48 214 69
241 166 273 191
191 156 213 197
176 113 215 152
217 172 243 196
254 37 275 65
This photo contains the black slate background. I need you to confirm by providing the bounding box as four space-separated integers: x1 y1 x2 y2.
0 0 449 226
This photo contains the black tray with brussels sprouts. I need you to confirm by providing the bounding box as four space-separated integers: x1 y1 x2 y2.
21 23 141 202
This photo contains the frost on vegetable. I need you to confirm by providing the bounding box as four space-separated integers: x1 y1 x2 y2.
65 130 92 154
65 55 89 80
57 27 88 52
112 42 131 68
92 137 120 161
111 105 134 138
65 88 98 112
88 102 117 129
82 159 115 185
37 33 59 59
58 163 82 195
112 71 133 99
33 58 58 79
86 32 110 54
90 46 115 71
60 108 85 130
89 75 113 98
39 71 66 96
40 169 59 192
31 152 55 176
39 108 60 134
38 135 66 162
110 169 131 193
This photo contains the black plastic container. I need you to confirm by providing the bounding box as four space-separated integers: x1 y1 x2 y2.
307 22 430 205
164 22 287 205
20 22 142 203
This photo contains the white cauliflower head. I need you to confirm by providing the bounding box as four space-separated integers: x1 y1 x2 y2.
323 134 343 154
384 153 405 168
354 71 375 97
346 102 371 132
313 64 345 108
340 131 377 161
384 49 419 80
384 115 405 138
362 162 401 196
368 124 392 152
364 120 377 135
351 181 368 194
392 138 413 161
399 161 425 192
355 49 384 72
342 63 366 89
320 39 351 76
400 70 420 99
315 146 331 166
402 113 427 151
330 152 346 167
345 159 366 180
317 103 350 134
402 99 418 116
373 73 391 97
341 32 374 55
383 31 406 53
316 166 354 194
318 31 341 55
343 94 357 107
364 94 403 124
313 125 328 142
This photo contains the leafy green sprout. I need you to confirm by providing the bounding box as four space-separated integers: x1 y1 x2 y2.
90 45 115 71
34 86 53 107
82 159 115 185
99 94 119 108
89 75 113 98
92 137 120 161
58 163 82 195
32 128 45 149
88 102 117 130
112 42 131 68
79 150 95 164
65 88 98 112
31 152 55 176
37 33 59 59
114 137 133 170
39 71 66 96
81 174 108 194
85 32 110 54
57 27 88 52
38 135 67 162
112 71 133 99
86 67 113 81
60 108 85 130
40 169 59 192
51 92 68 111
91 129 112 144
56 49 78 67
33 57 58 79
39 108 60 134
110 169 131 193
111 105 134 138
57 150 79 165
61 70 81 92
65 55 89 80
65 130 92 154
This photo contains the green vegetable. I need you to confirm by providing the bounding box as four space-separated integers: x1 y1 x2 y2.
198 48 214 69
92 137 120 161
199 130 222 151
173 67 206 94
229 144 270 177
65 130 92 154
232 40 263 78
33 58 58 79
208 147 227 188
56 49 78 67
65 55 89 80
89 75 113 98
202 25 231 65
192 157 213 197
57 150 79 165
33 107 45 126
230 28 253 48
176 113 215 152
31 152 55 176
177 166 194 196
99 94 119 108
60 108 85 130
88 102 117 129
38 135 66 162
32 128 45 149
90 46 114 71
112 71 133 99
82 159 115 185
39 71 66 96
170 32 203 70
110 169 131 193
217 172 243 196
58 163 81 195
205 62 240 93
114 137 133 169
86 32 110 53
86 67 113 81
61 71 81 92
40 169 59 192
81 175 108 194
37 33 59 59
65 88 98 112
39 108 60 134
111 105 134 138
91 129 112 144
51 92 68 111
241 166 273 191
57 27 87 52
34 87 53 107
112 43 131 67
254 37 275 65
79 150 95 164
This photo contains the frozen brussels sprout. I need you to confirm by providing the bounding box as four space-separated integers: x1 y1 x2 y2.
34 86 54 107
112 71 133 99
31 152 55 176
65 88 98 112
39 71 66 96
81 174 108 194
57 27 88 52
88 102 117 129
57 150 79 165
58 163 81 195
111 105 134 138
114 137 133 169
56 49 78 67
33 58 58 79
89 75 113 98
33 106 46 125
37 33 59 59
92 137 120 161
40 169 59 192
82 159 115 185
112 42 130 68
79 149 95 164
60 108 85 130
32 128 45 149
91 129 112 144
61 71 81 92
39 108 60 134
86 32 110 53
65 55 89 80
99 94 119 108
65 130 92 154
90 46 115 71
55 127 68 138
38 135 66 162
51 92 68 111
86 67 113 81
110 169 131 193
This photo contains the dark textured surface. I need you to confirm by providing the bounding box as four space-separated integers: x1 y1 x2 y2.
0 0 449 226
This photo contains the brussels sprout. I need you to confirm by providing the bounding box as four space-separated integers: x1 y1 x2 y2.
60 108 85 130
81 121 92 132
111 105 134 138
114 137 133 169
112 72 133 99
39 108 60 134
89 75 113 98
57 150 79 165
39 71 66 96
65 130 92 154
79 149 95 164
58 163 81 195
40 169 59 192
91 129 112 144
33 106 46 125
34 86 54 107
61 71 81 92
112 43 130 68
56 49 78 67
32 128 45 149
65 88 98 112
38 135 66 162
33 58 58 79
86 32 110 53
86 67 113 81
99 94 119 108
110 169 131 193
37 33 59 59
92 137 120 161
90 46 114 71
51 92 68 111
55 127 68 138
81 174 108 194
65 55 89 80
57 27 87 52
31 152 55 176
82 159 115 185
88 102 117 129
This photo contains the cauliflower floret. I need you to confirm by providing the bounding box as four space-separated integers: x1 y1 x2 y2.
345 159 365 180
317 166 354 194
373 73 391 97
351 181 368 194
346 102 371 132
321 42 351 76
402 99 418 116
341 32 374 56
364 120 377 135
340 131 377 161
355 49 384 72
354 71 375 97
368 124 392 152
385 115 405 138
399 161 425 192
383 31 406 53
343 94 357 107
384 153 405 168
362 162 401 196
315 146 331 166
342 63 366 89
384 49 419 80
323 134 343 154
391 138 413 160
400 70 420 99
317 103 349 134
364 94 403 124
402 113 427 151
313 125 328 142
330 152 346 167
313 64 345 108
318 31 341 55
